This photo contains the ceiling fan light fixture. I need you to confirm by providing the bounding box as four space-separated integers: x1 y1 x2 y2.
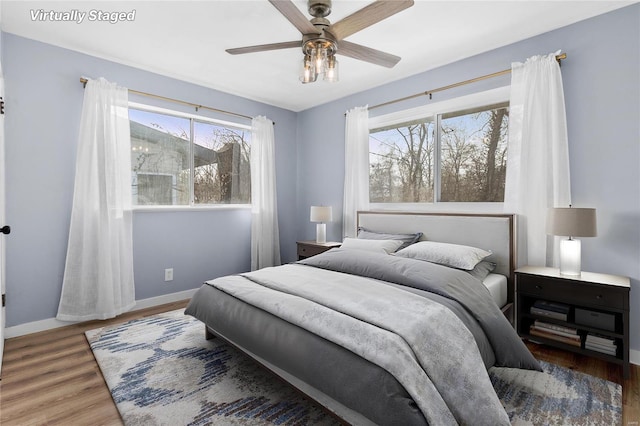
227 0 414 83
314 45 327 72
300 39 338 84
324 55 339 83
300 53 317 84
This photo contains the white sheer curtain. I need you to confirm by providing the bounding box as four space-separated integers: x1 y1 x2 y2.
250 116 281 270
504 51 571 267
343 106 370 238
57 78 135 321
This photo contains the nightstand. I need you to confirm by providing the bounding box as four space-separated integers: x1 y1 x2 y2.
296 241 341 260
516 266 630 378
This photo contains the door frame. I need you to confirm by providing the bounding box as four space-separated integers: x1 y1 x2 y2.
0 62 6 377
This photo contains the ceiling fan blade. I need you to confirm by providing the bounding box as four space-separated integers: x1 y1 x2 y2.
328 0 414 40
269 0 322 35
337 40 401 68
226 41 300 55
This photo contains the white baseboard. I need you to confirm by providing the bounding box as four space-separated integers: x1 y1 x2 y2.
4 288 198 339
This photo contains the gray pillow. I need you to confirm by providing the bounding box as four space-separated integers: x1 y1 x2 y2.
393 241 492 270
341 237 404 254
466 260 497 281
357 227 422 251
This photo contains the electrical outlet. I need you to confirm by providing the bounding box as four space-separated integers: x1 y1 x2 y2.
164 268 173 282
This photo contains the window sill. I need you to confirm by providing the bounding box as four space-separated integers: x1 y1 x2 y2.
133 204 251 213
369 202 505 214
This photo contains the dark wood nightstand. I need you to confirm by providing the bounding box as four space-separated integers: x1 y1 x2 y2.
516 266 630 378
296 241 341 260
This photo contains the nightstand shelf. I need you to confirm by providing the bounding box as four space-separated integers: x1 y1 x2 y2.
516 266 630 378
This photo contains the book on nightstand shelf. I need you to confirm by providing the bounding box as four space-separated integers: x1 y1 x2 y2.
585 333 617 355
533 320 578 338
529 325 581 347
530 300 570 321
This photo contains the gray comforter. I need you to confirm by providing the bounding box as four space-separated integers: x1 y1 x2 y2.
300 249 540 370
203 249 540 425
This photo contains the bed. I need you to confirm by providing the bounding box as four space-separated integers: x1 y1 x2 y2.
185 211 540 425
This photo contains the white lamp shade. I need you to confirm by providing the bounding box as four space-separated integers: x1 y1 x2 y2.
546 207 597 237
310 206 332 223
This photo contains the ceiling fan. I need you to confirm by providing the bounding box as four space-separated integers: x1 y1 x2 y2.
226 0 415 83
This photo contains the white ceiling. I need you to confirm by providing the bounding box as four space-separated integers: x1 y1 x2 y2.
1 1 635 111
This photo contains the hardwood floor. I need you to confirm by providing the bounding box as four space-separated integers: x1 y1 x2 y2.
0 300 188 426
0 301 638 425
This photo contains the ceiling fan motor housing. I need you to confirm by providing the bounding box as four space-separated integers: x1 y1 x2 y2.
308 0 332 18
302 29 337 55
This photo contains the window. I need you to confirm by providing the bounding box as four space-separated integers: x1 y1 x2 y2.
369 89 509 204
440 104 508 202
129 106 251 206
370 118 436 203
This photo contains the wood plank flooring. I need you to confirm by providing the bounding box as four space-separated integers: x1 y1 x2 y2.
0 300 188 426
1 300 638 425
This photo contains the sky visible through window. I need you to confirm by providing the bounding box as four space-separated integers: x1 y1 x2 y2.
129 109 225 149
370 112 496 155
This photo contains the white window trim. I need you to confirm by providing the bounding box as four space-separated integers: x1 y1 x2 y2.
133 204 251 213
128 102 251 211
368 86 510 213
368 86 510 129
129 102 251 131
367 202 506 214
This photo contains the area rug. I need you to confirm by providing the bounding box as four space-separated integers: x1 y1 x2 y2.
490 359 622 425
86 309 622 426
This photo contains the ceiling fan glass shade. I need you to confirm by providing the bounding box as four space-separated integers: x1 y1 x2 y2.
315 46 328 73
300 53 317 83
324 55 339 82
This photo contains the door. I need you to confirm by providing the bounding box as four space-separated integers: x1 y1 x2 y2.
0 61 6 377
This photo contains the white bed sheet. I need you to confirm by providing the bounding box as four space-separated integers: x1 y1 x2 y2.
483 273 507 307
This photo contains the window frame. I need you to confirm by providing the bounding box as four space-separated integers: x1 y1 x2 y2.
367 86 510 213
128 102 252 212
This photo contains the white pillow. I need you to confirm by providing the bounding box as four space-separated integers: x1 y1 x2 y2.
393 241 491 270
341 237 404 254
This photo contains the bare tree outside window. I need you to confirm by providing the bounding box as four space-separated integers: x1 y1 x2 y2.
369 119 435 203
369 102 508 203
441 104 509 202
193 122 251 204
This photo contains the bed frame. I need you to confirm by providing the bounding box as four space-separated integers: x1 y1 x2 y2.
205 211 517 425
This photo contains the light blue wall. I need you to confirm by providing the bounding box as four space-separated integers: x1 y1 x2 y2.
3 33 298 327
296 4 640 352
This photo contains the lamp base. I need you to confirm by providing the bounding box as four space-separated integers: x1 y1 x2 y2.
316 223 326 244
559 238 581 276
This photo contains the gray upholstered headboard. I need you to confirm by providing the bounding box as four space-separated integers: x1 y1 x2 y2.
357 211 516 303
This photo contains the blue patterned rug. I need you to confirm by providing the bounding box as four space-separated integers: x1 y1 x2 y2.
86 309 622 426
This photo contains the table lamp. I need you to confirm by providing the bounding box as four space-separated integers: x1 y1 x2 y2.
310 206 332 244
546 206 597 276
